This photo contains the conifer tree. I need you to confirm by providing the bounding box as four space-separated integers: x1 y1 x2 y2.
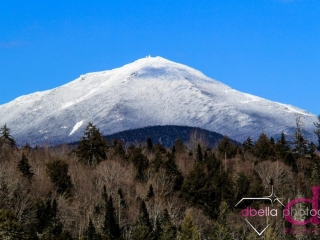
0 209 24 239
151 152 164 173
233 172 250 205
314 115 320 150
112 139 126 159
275 132 290 159
209 201 232 240
308 141 317 159
179 214 200 240
180 152 232 219
146 184 155 201
137 200 152 232
132 200 153 239
103 196 121 239
76 122 107 166
164 153 183 191
0 124 16 148
147 137 153 151
35 199 62 235
130 147 149 181
118 188 127 208
117 188 127 229
131 225 153 240
270 137 275 145
102 185 108 203
311 158 320 186
180 162 207 207
284 152 298 172
17 153 34 179
293 115 308 157
173 138 186 154
158 209 176 240
22 142 32 150
195 144 203 162
46 160 73 196
217 136 237 159
242 136 254 152
83 218 101 240
253 133 274 160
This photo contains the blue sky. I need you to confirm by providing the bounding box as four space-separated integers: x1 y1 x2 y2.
1 0 319 114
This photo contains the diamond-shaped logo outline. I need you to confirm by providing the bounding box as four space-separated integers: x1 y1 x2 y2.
235 186 284 235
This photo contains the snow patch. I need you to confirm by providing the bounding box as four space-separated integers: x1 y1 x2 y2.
69 121 84 136
282 105 309 116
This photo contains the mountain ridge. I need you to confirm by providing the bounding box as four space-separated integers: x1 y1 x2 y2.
0 56 317 146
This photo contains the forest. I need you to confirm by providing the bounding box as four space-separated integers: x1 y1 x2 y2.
0 115 319 240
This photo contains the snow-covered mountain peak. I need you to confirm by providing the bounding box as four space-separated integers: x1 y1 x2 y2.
0 57 317 146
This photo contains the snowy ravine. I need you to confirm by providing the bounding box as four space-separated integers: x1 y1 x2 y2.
0 56 318 146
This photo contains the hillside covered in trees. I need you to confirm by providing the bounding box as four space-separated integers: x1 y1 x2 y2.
0 115 319 239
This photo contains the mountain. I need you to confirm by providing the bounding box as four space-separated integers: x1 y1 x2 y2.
102 125 238 148
0 56 317 146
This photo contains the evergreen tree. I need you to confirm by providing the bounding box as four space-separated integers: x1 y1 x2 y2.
102 185 108 203
179 214 200 240
195 144 203 162
131 200 153 239
76 122 107 166
17 153 34 179
158 209 176 240
0 209 25 239
180 162 207 207
22 142 32 152
217 136 237 159
0 124 16 147
154 143 167 154
242 136 254 152
103 196 121 239
209 201 232 240
35 198 64 236
308 141 317 159
233 172 250 205
146 184 155 201
46 160 73 196
164 153 183 191
311 158 320 186
180 152 234 219
314 115 320 150
173 138 186 154
83 218 101 240
112 139 126 159
293 115 308 157
275 132 290 159
270 137 275 145
130 147 149 181
253 133 274 160
131 225 153 240
284 152 298 172
137 200 152 232
151 152 164 173
147 138 153 151
118 188 127 208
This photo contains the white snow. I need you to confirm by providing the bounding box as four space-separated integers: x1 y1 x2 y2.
69 121 84 136
0 56 317 146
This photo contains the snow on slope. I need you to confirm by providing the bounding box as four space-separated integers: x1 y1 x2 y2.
0 56 317 146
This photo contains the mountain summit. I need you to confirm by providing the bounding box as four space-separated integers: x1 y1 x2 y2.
0 56 317 146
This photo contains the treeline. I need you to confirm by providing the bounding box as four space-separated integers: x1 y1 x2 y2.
0 115 319 239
